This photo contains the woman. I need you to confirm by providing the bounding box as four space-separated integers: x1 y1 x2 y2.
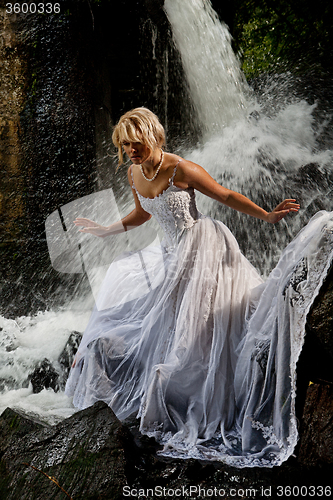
66 107 333 467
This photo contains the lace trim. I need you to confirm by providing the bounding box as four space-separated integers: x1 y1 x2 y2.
142 421 284 467
203 286 214 322
250 418 284 448
139 187 199 248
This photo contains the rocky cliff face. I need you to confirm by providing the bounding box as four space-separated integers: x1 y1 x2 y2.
0 6 27 317
0 1 97 318
0 6 26 240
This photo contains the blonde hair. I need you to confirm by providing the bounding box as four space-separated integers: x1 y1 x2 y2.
112 107 166 165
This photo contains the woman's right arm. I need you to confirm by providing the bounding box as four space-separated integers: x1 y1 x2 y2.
73 166 151 237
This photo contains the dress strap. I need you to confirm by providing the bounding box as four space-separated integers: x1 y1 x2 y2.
131 159 182 192
169 159 182 186
130 165 136 191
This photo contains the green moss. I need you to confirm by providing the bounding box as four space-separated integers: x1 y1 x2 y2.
233 0 333 77
240 14 280 77
9 415 20 429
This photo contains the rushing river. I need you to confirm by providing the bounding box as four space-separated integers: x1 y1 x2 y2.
1 0 333 423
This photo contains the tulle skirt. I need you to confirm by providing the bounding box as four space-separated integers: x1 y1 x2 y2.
65 211 333 467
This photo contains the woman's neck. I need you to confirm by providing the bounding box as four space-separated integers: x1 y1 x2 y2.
141 148 163 176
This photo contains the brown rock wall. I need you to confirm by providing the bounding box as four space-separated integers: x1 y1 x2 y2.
0 7 26 240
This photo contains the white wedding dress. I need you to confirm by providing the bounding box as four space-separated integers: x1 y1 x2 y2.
65 161 333 468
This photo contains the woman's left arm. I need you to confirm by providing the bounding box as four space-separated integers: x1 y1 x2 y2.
178 160 299 224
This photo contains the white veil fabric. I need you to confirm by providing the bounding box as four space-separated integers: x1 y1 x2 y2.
65 174 333 468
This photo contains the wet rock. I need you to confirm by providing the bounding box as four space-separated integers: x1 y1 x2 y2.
0 1 96 318
0 407 47 456
307 264 333 360
144 0 168 25
58 330 82 387
295 264 333 467
0 402 331 500
0 401 130 500
297 262 333 419
298 383 333 467
28 358 60 394
26 331 82 394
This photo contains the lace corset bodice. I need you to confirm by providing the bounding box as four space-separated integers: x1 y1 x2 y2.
131 161 201 248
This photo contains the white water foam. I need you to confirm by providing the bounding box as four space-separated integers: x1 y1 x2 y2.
0 306 91 423
187 99 333 274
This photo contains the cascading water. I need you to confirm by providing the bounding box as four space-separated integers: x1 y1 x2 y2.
1 0 333 423
163 0 248 135
164 0 333 273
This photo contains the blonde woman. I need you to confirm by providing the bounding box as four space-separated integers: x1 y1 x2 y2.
66 107 333 467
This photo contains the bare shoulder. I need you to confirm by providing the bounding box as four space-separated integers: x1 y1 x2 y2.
127 164 134 180
174 156 213 186
163 152 184 168
172 156 230 201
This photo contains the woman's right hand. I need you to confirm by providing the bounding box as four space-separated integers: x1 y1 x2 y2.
73 218 109 237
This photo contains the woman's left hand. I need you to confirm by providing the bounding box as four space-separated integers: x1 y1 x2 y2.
266 199 300 224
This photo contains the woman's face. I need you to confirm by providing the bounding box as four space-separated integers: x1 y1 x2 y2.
122 141 151 164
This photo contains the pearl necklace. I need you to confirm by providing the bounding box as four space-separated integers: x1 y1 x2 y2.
140 149 164 182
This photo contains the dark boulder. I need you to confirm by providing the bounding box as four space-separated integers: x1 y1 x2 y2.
307 264 333 360
58 330 82 387
296 264 333 467
298 383 333 467
0 402 130 499
26 331 82 394
28 358 60 394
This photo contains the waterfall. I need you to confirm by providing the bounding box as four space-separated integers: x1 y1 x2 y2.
163 0 248 136
164 0 333 275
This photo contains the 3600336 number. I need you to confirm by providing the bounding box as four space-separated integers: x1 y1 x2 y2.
5 3 61 14
276 485 332 497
